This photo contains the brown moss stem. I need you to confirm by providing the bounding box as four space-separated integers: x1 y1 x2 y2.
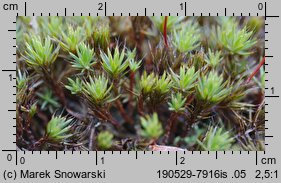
163 112 178 144
113 79 134 124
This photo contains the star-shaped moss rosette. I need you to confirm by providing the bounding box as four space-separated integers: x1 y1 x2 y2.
46 115 74 142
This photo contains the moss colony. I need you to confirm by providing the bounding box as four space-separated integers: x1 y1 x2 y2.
16 17 265 151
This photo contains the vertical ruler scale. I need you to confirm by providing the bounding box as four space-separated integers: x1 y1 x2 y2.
263 1 280 153
1 1 17 152
0 0 280 183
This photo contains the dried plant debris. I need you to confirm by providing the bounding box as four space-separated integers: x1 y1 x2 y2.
16 16 265 151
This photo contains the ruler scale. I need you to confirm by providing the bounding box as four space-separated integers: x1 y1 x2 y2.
0 0 280 182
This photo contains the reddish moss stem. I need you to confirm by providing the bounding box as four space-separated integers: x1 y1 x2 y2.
42 68 66 106
137 94 145 116
113 79 134 124
116 99 134 124
128 71 135 116
92 108 120 128
31 135 47 150
246 57 265 83
163 16 169 48
163 112 178 144
105 110 121 128
25 114 36 143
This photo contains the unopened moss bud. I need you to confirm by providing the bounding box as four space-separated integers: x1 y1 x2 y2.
97 131 113 150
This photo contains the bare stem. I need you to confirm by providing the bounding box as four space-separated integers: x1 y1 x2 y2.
163 112 178 144
91 108 120 128
25 114 36 143
113 79 134 124
246 57 265 83
128 71 135 116
137 94 145 116
42 68 66 105
31 135 47 150
163 16 169 48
